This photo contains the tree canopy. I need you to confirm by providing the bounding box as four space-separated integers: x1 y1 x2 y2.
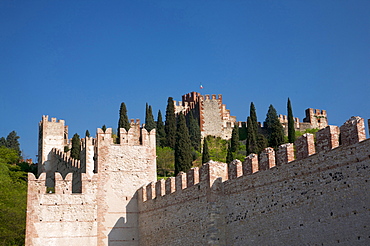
265 104 285 149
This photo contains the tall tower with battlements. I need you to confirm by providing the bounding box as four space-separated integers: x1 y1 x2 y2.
26 116 156 246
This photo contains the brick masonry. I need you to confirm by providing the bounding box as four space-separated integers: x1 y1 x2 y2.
26 115 370 245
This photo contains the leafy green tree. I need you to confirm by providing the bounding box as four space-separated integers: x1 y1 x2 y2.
174 112 192 175
117 102 130 143
187 111 201 151
70 133 81 160
287 98 296 143
145 103 156 132
0 146 28 245
156 146 174 177
230 125 239 153
246 116 257 155
226 141 234 163
85 130 90 137
202 138 210 164
6 131 21 157
165 97 176 149
156 110 166 147
265 104 285 149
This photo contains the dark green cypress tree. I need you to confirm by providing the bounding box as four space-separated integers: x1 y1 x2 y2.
70 133 81 160
102 125 107 133
246 116 257 155
265 104 285 149
239 122 247 141
6 131 21 157
226 141 234 163
145 104 156 132
187 111 201 151
174 112 192 175
117 102 130 143
287 98 296 143
85 130 90 138
202 138 210 164
230 125 239 153
156 110 166 147
165 97 176 149
250 102 258 135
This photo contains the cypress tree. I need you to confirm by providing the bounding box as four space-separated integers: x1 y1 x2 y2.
102 125 107 133
230 125 239 153
145 104 156 132
246 116 257 155
226 141 234 163
70 133 81 160
287 98 296 143
165 97 176 149
239 122 247 141
117 102 130 143
156 110 166 147
265 104 285 149
174 112 192 175
250 102 258 135
187 111 201 151
6 131 21 157
202 137 210 164
85 130 90 138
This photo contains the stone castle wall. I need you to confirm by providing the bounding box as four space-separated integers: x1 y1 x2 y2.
138 116 369 245
26 116 156 246
27 114 369 245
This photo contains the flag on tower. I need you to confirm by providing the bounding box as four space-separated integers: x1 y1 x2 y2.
200 84 204 89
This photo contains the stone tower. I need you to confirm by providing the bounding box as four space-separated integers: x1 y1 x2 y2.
26 116 156 246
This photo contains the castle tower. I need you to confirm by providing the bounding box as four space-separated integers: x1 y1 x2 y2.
303 108 328 129
94 121 156 245
38 116 68 184
174 92 236 140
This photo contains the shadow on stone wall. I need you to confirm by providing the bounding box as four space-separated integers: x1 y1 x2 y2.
108 194 138 245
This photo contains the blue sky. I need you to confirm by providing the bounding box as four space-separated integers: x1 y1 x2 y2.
1 1 369 160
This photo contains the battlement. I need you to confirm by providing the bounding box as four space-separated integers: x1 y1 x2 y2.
41 115 65 124
140 116 366 204
27 171 98 195
201 94 222 101
52 148 81 169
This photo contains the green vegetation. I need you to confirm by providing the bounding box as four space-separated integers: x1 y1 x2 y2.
0 131 34 245
156 146 174 177
70 133 81 160
145 103 156 132
265 104 285 149
156 110 166 147
201 138 210 164
165 97 176 149
287 98 296 143
187 111 201 152
117 102 130 143
174 113 192 175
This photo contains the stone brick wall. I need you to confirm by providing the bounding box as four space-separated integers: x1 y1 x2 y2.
137 118 370 245
26 116 156 246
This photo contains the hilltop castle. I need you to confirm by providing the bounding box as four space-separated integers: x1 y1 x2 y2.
26 103 369 245
174 92 328 140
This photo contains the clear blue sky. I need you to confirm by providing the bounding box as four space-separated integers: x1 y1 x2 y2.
1 1 369 160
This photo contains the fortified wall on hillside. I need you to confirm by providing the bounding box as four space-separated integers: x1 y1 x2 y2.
174 92 328 140
26 114 369 245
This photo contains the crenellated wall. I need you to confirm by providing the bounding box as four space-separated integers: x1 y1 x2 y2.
137 116 370 245
25 172 99 246
26 116 157 246
27 114 369 246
